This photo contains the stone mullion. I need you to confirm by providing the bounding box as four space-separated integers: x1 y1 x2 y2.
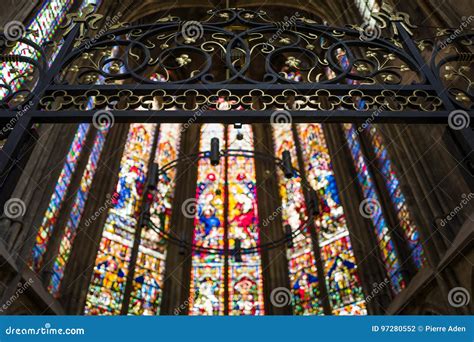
291 124 332 315
160 124 200 315
39 127 98 287
324 123 393 314
253 123 292 315
59 123 130 314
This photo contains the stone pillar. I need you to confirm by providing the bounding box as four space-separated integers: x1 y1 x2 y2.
253 124 292 315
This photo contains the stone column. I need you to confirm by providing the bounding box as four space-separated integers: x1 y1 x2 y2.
253 123 292 315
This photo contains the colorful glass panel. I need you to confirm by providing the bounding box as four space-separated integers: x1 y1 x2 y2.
85 124 156 315
328 48 407 293
343 124 405 293
227 125 264 315
48 127 109 295
189 124 226 315
297 124 366 314
367 126 424 268
272 124 322 315
32 123 89 271
129 124 182 315
0 0 73 99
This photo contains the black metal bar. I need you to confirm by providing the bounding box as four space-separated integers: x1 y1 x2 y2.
5 110 469 124
44 83 436 94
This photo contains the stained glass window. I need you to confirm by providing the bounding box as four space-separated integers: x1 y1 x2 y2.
32 123 90 271
189 124 264 315
328 47 408 293
272 124 322 315
189 124 226 315
0 0 73 99
297 124 366 315
129 124 181 315
366 126 424 268
227 125 264 315
85 124 157 315
48 127 109 295
343 124 405 293
85 123 181 315
30 0 105 272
